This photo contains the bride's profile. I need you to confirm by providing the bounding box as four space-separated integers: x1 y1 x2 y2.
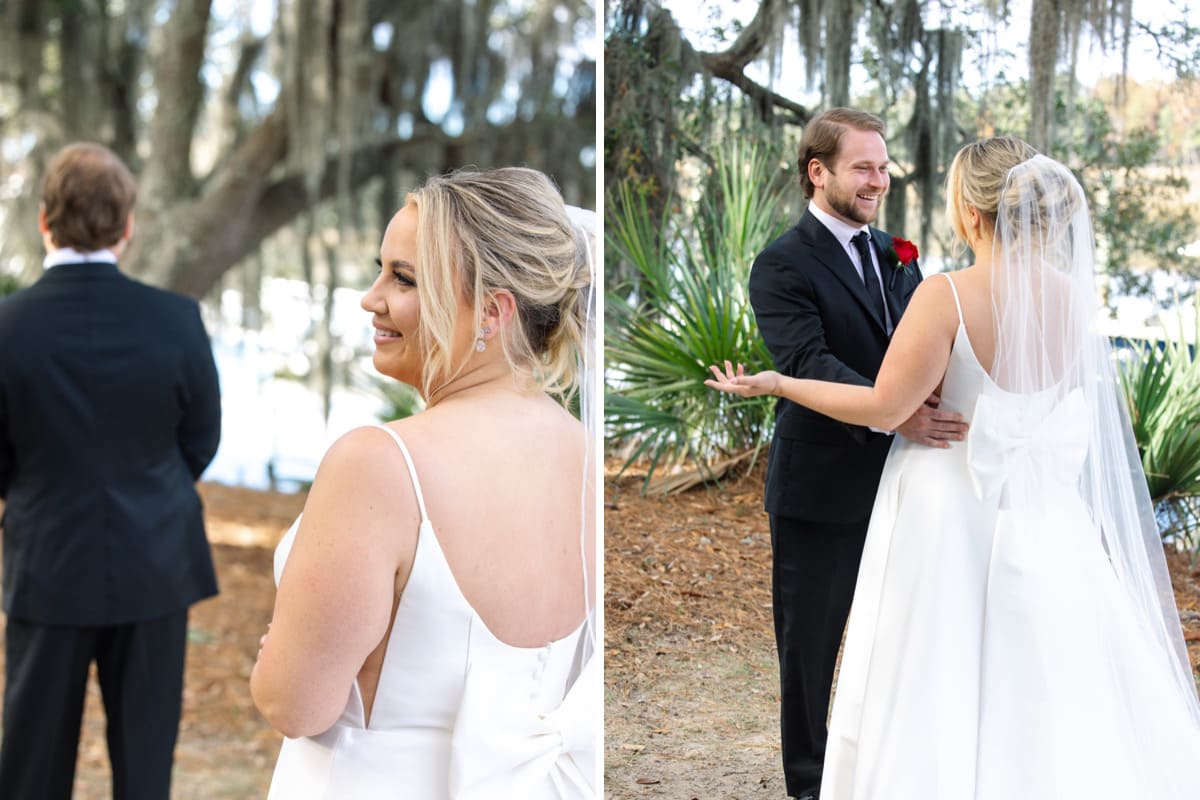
250 167 597 799
708 137 1200 798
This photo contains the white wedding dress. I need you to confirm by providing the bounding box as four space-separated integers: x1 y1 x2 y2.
821 274 1200 799
265 425 596 799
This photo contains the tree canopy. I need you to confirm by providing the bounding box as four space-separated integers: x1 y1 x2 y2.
0 0 597 297
605 0 1200 287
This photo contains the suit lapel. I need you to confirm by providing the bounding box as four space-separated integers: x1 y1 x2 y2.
872 230 903 327
798 212 888 336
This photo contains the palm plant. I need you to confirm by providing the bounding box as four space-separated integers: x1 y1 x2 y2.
605 140 789 489
1118 298 1200 555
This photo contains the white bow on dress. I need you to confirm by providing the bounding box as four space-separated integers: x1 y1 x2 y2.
448 652 598 799
966 387 1090 505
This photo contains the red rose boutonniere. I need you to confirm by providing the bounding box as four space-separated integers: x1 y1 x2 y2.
886 237 919 290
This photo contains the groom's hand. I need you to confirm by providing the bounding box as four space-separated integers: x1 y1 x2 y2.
894 394 968 448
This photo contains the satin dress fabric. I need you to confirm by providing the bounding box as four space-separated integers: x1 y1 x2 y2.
266 426 596 799
821 274 1200 800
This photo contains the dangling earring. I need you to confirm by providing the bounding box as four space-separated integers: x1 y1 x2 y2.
475 326 490 352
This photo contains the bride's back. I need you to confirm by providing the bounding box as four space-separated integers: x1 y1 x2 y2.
944 266 997 374
948 262 1081 391
395 391 592 648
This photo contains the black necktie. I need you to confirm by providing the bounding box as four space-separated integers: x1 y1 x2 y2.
851 231 886 324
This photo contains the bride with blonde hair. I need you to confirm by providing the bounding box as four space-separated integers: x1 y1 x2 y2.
252 166 598 799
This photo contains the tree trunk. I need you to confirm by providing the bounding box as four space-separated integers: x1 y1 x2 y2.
824 0 854 107
241 252 263 332
1028 0 1060 151
3 0 49 283
319 239 338 425
106 1 147 166
124 107 289 294
141 0 213 208
59 1 106 139
217 34 266 156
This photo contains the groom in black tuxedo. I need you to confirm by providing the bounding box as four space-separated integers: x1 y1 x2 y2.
0 143 221 799
748 108 966 799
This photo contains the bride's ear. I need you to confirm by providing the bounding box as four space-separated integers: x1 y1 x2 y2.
966 205 985 243
480 290 517 337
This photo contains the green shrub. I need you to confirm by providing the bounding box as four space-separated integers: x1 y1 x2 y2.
1118 299 1200 555
605 140 787 488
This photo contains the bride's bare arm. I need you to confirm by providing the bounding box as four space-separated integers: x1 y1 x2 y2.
250 426 419 738
709 277 961 431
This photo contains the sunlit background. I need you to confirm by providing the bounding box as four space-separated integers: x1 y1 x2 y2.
0 0 598 490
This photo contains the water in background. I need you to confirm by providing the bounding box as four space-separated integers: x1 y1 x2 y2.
202 279 389 493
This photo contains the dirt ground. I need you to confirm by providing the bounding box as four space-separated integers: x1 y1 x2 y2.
0 483 306 799
603 460 1200 800
0 472 1195 799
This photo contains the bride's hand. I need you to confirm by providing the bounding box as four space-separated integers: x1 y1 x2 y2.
704 361 781 397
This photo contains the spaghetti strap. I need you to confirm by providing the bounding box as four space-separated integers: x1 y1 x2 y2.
941 272 964 326
373 424 430 523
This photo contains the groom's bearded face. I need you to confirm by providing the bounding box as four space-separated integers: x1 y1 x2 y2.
816 129 890 227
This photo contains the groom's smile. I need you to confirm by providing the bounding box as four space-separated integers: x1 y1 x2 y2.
854 191 882 213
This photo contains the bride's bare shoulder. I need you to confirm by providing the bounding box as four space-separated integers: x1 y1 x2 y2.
906 270 966 321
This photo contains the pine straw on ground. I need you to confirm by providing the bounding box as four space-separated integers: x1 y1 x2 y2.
605 458 776 659
604 459 787 798
0 471 1196 799
604 459 1200 798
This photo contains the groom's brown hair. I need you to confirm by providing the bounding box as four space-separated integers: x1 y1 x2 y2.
41 142 137 252
797 108 886 199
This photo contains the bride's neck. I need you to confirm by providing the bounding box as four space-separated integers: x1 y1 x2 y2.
972 235 995 273
424 361 537 408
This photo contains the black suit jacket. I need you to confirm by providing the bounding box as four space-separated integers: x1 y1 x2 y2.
749 210 923 523
0 262 221 625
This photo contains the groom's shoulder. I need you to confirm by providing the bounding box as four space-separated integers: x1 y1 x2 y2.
755 216 810 263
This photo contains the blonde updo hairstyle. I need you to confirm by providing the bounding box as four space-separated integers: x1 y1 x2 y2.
945 136 1040 254
996 154 1087 255
406 166 592 401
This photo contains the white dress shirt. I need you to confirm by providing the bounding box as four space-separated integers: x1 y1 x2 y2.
44 248 118 269
808 203 896 433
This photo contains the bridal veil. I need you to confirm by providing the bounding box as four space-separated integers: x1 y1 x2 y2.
982 154 1200 728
